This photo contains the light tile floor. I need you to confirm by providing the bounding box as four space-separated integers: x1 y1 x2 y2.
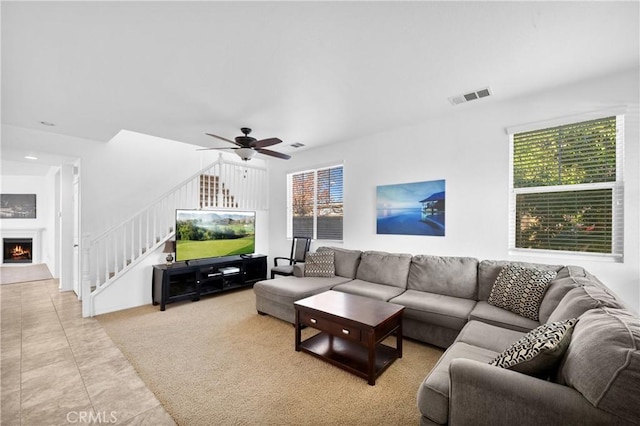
1 279 176 426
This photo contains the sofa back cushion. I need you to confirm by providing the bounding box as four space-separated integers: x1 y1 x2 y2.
477 260 563 302
355 251 412 288
316 246 362 279
538 266 607 323
547 285 625 323
557 308 640 424
554 265 588 280
407 255 478 299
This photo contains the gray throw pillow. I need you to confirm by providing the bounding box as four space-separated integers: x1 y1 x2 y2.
488 264 557 320
490 318 578 377
304 251 335 278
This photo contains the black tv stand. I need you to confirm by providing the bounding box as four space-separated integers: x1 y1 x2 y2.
152 255 267 311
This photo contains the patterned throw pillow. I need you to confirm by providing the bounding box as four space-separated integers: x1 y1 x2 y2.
304 251 335 278
490 318 578 377
488 265 557 320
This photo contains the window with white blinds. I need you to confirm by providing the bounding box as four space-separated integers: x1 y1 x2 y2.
288 165 343 240
509 115 623 260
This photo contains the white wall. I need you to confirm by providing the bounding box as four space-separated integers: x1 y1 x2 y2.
268 68 640 313
0 173 57 273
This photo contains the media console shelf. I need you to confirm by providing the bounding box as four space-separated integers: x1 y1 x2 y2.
152 254 267 311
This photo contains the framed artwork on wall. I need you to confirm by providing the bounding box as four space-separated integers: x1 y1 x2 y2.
0 194 37 218
376 179 445 236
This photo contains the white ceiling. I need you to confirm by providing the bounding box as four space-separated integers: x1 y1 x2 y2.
2 1 639 162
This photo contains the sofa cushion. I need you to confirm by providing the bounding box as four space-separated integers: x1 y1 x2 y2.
253 276 350 304
292 262 305 277
469 301 539 333
487 264 557 321
490 318 578 378
407 255 478 299
417 342 498 425
554 264 587 280
355 251 412 288
331 279 405 301
403 317 461 349
538 266 611 323
389 290 476 331
538 275 585 323
547 285 625 323
557 307 640 424
303 251 335 278
316 246 362 279
454 320 526 353
478 260 563 302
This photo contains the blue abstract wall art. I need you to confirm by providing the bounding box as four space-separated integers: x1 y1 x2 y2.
376 179 445 236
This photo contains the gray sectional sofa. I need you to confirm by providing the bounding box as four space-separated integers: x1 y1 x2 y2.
253 247 640 425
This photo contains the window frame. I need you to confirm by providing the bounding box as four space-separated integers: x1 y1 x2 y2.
286 163 344 242
507 111 624 262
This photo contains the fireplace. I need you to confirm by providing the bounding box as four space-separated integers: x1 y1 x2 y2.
3 238 33 264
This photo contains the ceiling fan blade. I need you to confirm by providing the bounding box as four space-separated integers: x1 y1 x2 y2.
196 146 237 151
205 133 241 146
253 138 282 148
256 148 291 160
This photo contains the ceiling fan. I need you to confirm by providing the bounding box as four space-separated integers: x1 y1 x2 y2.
199 127 291 161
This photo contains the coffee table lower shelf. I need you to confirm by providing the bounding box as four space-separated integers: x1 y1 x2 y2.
298 332 399 384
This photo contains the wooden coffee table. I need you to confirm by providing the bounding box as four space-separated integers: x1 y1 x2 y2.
294 290 404 385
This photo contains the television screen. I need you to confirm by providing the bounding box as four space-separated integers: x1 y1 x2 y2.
175 209 256 262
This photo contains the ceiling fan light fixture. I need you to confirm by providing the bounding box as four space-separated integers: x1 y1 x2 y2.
236 147 256 161
203 127 290 160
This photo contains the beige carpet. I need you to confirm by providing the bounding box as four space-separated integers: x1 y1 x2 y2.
97 288 443 426
0 263 53 285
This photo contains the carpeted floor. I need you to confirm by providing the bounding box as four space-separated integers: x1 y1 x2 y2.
97 288 443 426
0 264 53 285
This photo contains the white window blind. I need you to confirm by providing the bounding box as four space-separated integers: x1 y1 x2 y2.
288 165 343 240
509 115 623 260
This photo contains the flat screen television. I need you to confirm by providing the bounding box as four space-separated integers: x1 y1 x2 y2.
175 209 256 262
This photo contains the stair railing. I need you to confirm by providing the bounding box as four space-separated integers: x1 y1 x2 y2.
83 154 267 316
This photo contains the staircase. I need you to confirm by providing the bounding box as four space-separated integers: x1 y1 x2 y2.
200 175 237 208
82 155 267 317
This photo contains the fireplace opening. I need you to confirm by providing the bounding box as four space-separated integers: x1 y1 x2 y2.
3 238 33 264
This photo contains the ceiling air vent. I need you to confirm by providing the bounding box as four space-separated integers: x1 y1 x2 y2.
290 142 305 148
449 87 492 106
